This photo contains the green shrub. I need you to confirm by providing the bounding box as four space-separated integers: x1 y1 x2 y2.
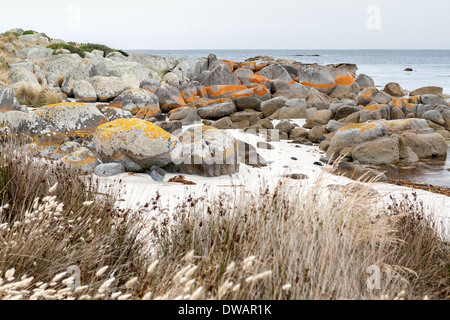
48 43 86 58
48 42 128 58
78 43 128 57
22 30 37 35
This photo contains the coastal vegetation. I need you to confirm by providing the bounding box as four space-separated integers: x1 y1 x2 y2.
48 42 128 58
14 84 62 108
0 142 448 300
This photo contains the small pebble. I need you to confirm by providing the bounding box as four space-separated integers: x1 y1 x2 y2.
314 161 324 167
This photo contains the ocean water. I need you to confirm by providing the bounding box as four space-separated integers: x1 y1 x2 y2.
134 49 450 187
133 49 450 94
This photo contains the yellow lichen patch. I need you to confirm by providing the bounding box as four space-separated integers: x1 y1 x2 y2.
340 123 378 133
380 119 416 128
206 85 248 98
390 98 402 108
62 147 97 166
364 104 382 111
405 103 415 109
335 74 354 86
359 87 377 99
96 118 172 142
408 96 420 104
400 97 408 105
42 102 87 109
32 132 67 148
68 130 94 140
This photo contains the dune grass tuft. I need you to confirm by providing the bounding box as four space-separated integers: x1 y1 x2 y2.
14 84 62 108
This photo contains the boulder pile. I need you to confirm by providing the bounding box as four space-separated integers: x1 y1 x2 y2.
1 28 448 178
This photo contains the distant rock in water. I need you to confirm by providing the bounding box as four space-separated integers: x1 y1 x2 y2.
295 54 320 57
404 68 414 72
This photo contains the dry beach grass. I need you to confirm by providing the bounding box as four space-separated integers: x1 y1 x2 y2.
14 84 62 108
0 142 448 300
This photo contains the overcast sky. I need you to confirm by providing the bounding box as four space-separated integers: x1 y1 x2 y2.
1 0 450 50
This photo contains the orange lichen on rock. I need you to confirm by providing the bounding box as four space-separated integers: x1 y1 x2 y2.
251 85 270 97
334 74 354 86
408 96 420 104
340 123 378 133
359 87 378 99
248 74 269 85
236 61 268 72
400 98 408 105
136 106 161 119
219 59 235 72
404 103 415 110
390 98 402 108
232 89 253 99
206 85 248 98
108 101 125 109
299 80 336 89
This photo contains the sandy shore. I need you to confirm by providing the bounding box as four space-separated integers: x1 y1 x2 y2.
94 120 449 242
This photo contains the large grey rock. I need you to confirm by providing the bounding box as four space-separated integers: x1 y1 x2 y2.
61 147 100 172
90 60 153 89
327 123 386 159
298 66 336 94
260 97 288 118
355 74 375 89
16 47 53 60
93 118 181 172
398 131 447 158
306 108 333 126
94 163 126 177
90 76 125 102
0 87 15 113
73 80 97 102
258 63 292 83
357 87 392 106
18 33 49 44
42 54 82 86
127 53 179 75
112 88 159 114
352 137 400 165
198 65 239 86
269 98 307 119
169 107 201 125
198 101 235 119
423 110 445 126
10 67 39 85
167 126 239 177
62 59 94 96
420 95 448 107
100 107 134 121
410 86 443 96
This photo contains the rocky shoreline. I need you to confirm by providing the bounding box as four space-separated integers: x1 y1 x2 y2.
0 29 449 190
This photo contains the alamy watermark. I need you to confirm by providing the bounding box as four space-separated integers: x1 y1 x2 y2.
366 5 381 30
67 5 82 30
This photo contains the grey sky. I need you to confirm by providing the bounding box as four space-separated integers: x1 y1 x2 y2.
2 0 450 50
